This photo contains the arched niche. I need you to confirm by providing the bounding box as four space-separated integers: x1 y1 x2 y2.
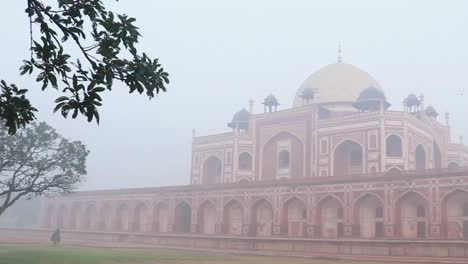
202 156 222 184
238 152 252 170
98 204 112 231
153 202 169 233
223 200 244 235
115 203 130 232
133 203 149 232
174 202 192 233
197 201 217 235
415 145 426 170
69 204 81 230
441 190 468 240
251 199 274 237
396 192 428 239
354 194 384 238
386 134 403 157
333 140 363 176
83 204 97 230
262 132 304 180
281 197 306 237
317 196 344 238
433 141 442 169
56 205 67 229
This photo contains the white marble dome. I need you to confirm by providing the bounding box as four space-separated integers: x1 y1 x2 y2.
293 62 383 108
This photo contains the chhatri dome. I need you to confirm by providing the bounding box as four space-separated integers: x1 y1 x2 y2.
293 49 383 109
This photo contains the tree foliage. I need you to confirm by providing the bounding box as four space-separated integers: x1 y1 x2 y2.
0 122 89 216
0 0 169 134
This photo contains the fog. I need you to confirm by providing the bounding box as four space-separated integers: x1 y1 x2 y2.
1 0 467 191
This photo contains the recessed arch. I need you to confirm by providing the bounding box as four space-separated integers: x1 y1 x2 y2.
354 193 384 238
197 200 217 234
333 139 363 176
174 201 192 233
281 197 306 237
238 152 252 170
133 202 149 232
202 156 223 184
386 134 403 157
45 205 56 228
395 191 429 239
223 199 244 235
441 189 468 240
386 166 402 176
153 201 169 233
251 198 274 237
98 204 112 231
415 144 426 170
68 204 81 230
262 131 304 180
448 162 460 169
317 195 344 238
83 204 97 230
114 203 130 232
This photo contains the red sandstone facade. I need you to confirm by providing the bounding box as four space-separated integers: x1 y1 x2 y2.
41 61 468 243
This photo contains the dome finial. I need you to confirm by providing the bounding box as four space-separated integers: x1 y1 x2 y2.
337 42 343 63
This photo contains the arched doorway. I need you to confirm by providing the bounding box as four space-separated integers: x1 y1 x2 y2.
133 203 149 232
386 135 403 157
354 194 384 238
153 202 169 233
251 199 274 237
334 140 363 176
317 196 344 238
415 145 426 170
174 202 192 233
197 201 217 234
281 197 306 237
448 162 460 169
433 142 442 169
202 156 222 184
396 192 428 239
223 200 244 235
442 190 468 240
115 204 130 232
46 205 55 228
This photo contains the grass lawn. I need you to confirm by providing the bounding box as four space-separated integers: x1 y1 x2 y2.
0 244 410 264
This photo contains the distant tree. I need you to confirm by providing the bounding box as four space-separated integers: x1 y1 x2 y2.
0 0 169 135
0 122 89 216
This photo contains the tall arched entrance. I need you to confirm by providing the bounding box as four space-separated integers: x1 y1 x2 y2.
115 204 130 232
202 156 222 184
174 202 192 233
133 203 149 232
442 190 468 240
281 197 306 237
396 192 428 239
433 141 442 169
223 200 244 235
354 194 384 238
251 199 274 237
333 140 363 176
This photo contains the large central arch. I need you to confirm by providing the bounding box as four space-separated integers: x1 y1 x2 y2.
333 140 363 176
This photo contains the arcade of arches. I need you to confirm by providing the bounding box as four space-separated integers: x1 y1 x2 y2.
43 182 468 241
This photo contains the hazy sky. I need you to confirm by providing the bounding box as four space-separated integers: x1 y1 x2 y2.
1 1 467 190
